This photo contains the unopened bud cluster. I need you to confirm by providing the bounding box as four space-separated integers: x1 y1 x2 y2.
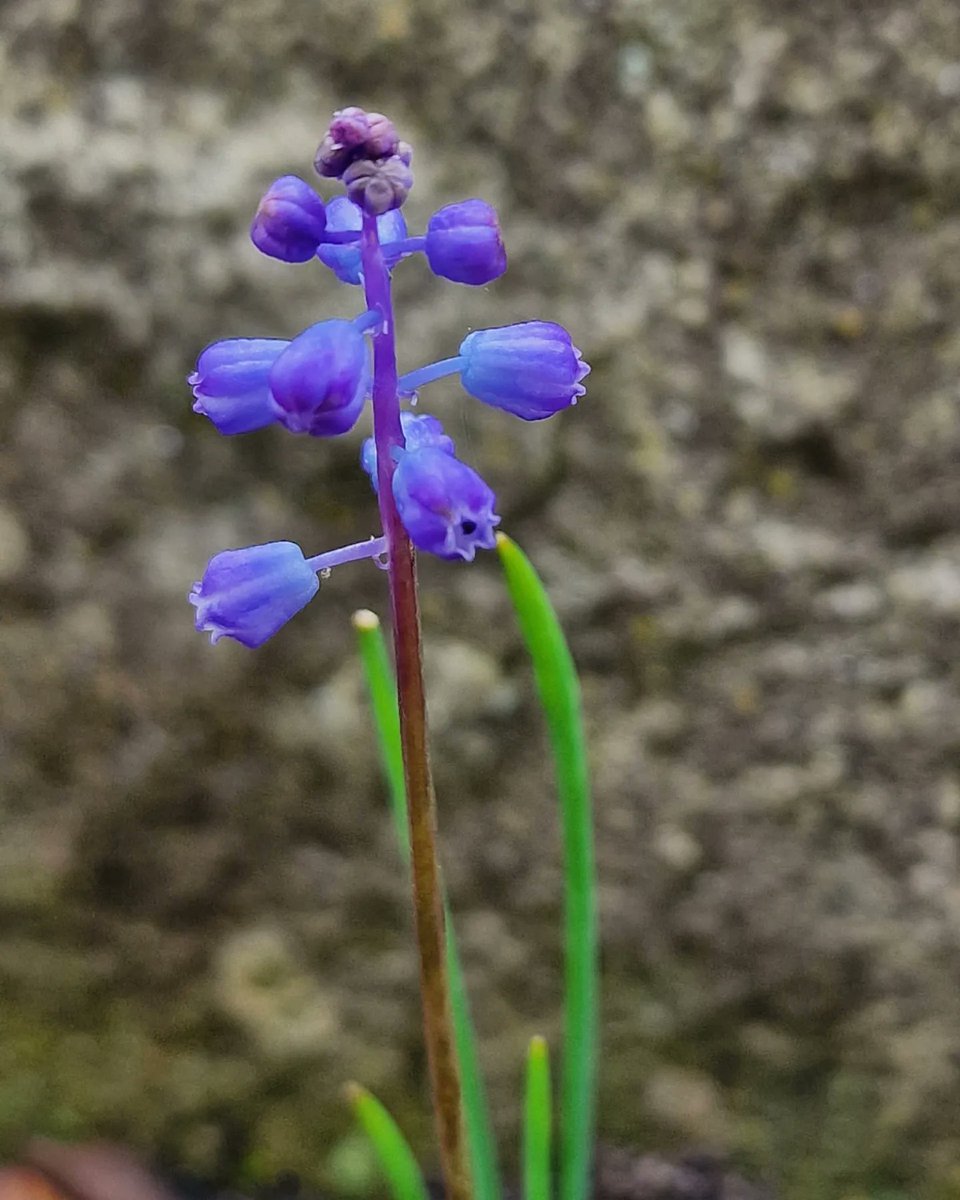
314 106 414 215
188 106 589 647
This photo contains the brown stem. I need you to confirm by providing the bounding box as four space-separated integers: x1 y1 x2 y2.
391 537 471 1200
360 212 472 1200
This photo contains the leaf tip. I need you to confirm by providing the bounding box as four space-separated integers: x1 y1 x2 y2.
352 608 381 632
344 1081 366 1108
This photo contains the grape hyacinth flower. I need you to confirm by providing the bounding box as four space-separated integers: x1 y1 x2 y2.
360 412 456 493
458 321 589 418
190 537 386 647
250 175 329 263
398 321 590 420
268 312 378 436
317 196 408 285
184 105 589 1200
189 338 288 434
424 199 506 285
392 446 499 561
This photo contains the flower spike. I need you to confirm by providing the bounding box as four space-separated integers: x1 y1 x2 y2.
183 105 592 1200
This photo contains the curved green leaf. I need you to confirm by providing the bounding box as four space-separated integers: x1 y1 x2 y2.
496 534 597 1200
347 1084 430 1200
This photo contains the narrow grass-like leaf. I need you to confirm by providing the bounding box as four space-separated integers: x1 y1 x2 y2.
524 1036 553 1200
347 1083 430 1200
445 918 501 1200
496 534 597 1200
354 609 408 854
353 610 502 1200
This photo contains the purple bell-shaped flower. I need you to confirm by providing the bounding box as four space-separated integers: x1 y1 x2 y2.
360 412 456 493
268 318 372 437
392 446 500 561
250 176 328 263
459 321 590 420
317 196 408 285
189 338 288 434
190 542 320 647
424 200 506 286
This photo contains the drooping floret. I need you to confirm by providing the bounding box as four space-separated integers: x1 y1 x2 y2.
189 338 287 434
459 322 590 420
190 542 320 647
392 447 500 561
268 319 371 437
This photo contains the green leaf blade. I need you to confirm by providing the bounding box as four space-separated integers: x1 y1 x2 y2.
348 1084 430 1200
353 609 409 855
496 534 598 1200
524 1036 553 1200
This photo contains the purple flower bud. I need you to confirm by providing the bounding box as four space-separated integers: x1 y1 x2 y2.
190 541 320 647
425 199 507 286
189 338 287 434
315 134 357 180
395 141 414 167
360 412 456 493
329 106 371 148
459 322 590 420
343 154 414 216
268 319 370 437
392 447 500 561
315 109 370 178
364 112 400 158
250 176 327 263
315 108 403 179
317 196 407 285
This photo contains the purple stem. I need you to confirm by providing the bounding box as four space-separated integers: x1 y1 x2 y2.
306 536 386 573
359 211 471 1200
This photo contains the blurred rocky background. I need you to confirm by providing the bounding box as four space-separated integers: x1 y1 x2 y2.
2 0 960 1197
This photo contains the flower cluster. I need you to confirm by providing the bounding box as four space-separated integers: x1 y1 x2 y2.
189 106 589 647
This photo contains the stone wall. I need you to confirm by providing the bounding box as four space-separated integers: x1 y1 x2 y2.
2 1 960 1196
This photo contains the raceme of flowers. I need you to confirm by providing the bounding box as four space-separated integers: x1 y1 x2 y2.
188 107 589 647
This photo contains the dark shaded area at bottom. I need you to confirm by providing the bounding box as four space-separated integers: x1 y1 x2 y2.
2 1142 774 1200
